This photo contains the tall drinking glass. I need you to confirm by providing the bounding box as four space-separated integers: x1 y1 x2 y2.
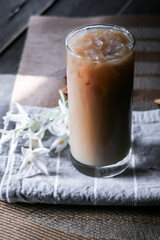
66 24 135 177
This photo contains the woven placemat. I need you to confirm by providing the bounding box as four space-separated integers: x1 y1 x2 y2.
0 201 160 239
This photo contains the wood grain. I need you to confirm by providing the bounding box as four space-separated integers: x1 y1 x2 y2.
10 15 160 110
0 0 56 54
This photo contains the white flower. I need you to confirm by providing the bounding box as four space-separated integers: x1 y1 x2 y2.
3 103 30 127
0 103 42 151
0 90 70 176
23 127 45 148
49 91 70 153
0 129 18 154
48 90 69 149
0 129 14 144
48 115 69 137
19 147 49 175
50 133 69 153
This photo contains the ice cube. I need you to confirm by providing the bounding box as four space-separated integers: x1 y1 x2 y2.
86 38 92 46
105 45 112 55
86 49 99 60
110 39 124 52
96 39 104 46
94 36 104 46
104 39 124 56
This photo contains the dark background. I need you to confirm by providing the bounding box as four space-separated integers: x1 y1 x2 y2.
0 0 160 74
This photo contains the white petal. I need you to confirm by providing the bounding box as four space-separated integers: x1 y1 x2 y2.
37 138 44 148
48 124 66 137
58 127 68 136
58 100 68 115
49 113 69 136
59 89 66 105
48 125 59 135
37 128 45 139
55 141 68 153
50 138 60 151
4 113 27 123
21 147 32 157
10 140 18 154
66 129 70 136
24 139 38 148
19 158 31 173
0 129 7 134
33 159 49 175
0 132 12 144
33 148 49 157
50 134 69 153
15 102 28 117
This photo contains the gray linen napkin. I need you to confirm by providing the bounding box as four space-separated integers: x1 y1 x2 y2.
0 106 160 205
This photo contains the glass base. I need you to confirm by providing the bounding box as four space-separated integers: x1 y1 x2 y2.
71 149 132 178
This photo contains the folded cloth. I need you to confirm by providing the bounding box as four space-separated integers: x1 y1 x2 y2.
0 106 160 205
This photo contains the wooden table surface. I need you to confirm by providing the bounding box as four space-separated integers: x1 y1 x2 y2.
0 1 160 240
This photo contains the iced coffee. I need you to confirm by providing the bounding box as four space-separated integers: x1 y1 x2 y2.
66 25 135 177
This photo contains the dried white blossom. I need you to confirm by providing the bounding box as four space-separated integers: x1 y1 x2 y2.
20 147 49 175
0 90 70 175
50 133 69 153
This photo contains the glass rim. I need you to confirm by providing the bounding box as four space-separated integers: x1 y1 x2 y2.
65 24 135 62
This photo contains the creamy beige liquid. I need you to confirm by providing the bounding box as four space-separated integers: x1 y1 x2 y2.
67 27 134 166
